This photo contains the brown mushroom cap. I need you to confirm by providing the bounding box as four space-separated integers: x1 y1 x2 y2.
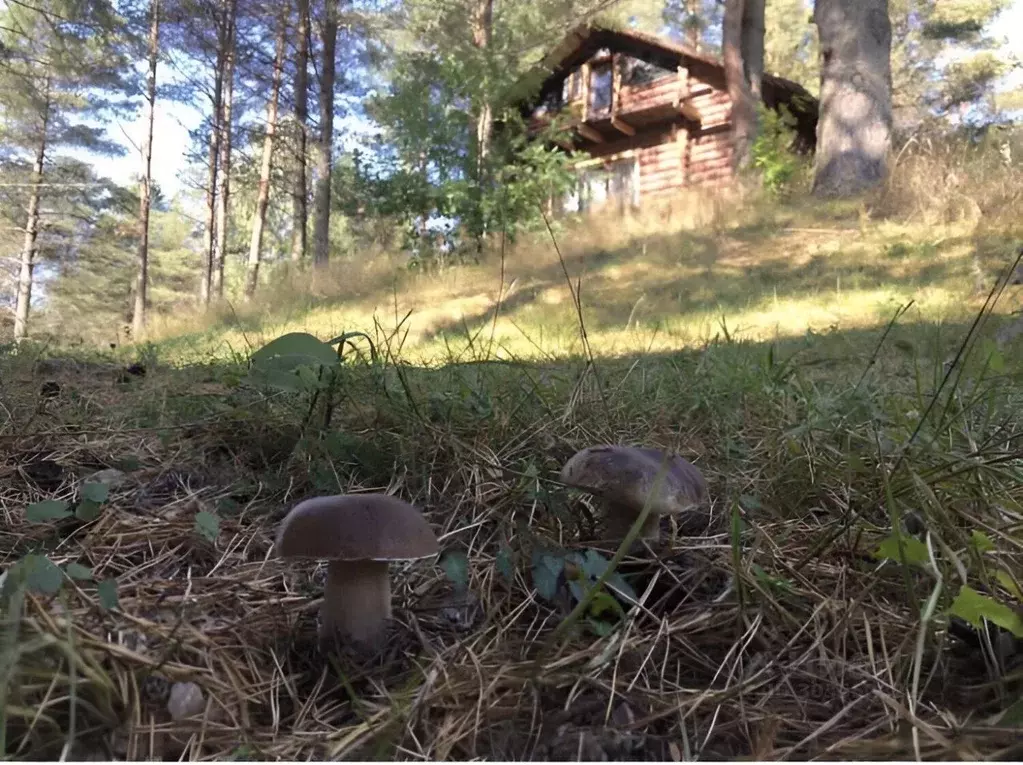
560 445 708 544
275 494 440 649
560 445 707 515
275 493 439 562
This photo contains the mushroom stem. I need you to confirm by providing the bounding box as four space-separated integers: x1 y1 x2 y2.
603 502 661 544
320 559 392 646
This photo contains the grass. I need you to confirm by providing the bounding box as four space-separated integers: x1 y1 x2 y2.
3 135 1023 759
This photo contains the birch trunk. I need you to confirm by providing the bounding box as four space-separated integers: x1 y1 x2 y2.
133 0 160 338
245 10 287 298
14 76 50 344
312 0 338 267
290 0 310 263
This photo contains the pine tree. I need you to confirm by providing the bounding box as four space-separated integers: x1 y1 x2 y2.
0 0 135 342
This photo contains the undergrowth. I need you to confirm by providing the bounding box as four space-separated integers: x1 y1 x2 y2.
2 245 1023 759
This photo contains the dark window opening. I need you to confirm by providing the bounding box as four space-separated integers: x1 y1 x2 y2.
589 63 613 117
620 56 674 87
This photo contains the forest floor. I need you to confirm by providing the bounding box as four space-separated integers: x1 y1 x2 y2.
4 171 1023 759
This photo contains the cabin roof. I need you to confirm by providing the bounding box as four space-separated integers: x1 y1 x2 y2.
506 22 818 117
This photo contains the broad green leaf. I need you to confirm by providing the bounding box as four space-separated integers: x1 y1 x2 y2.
995 570 1023 602
531 549 564 601
495 545 514 582
81 482 110 504
439 550 470 595
22 555 64 595
249 332 338 374
994 695 1023 727
589 590 624 618
970 530 995 554
587 617 615 637
97 578 119 609
577 549 637 603
874 533 930 567
195 510 220 543
75 499 102 522
949 585 1023 638
739 494 763 512
64 563 93 581
25 500 72 523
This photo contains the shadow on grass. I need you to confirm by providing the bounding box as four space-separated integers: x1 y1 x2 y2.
3 311 1023 761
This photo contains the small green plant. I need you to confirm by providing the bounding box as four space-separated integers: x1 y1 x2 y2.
530 546 638 637
24 477 113 524
751 104 802 196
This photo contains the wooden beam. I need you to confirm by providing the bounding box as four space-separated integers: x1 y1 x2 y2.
576 122 605 143
672 64 689 108
680 102 701 122
610 116 635 136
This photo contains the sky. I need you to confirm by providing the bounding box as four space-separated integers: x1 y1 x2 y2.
94 0 1023 201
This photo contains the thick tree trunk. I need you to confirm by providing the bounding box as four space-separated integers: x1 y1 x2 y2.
200 1 228 305
133 0 160 339
312 0 338 267
14 77 50 345
723 0 757 171
245 10 287 298
741 0 764 102
290 0 310 263
812 0 893 197
213 0 238 297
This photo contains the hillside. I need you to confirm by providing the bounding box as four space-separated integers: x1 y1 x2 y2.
4 144 1023 760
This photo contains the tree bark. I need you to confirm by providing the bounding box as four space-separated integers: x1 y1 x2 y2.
812 0 893 197
723 0 757 171
290 0 310 263
245 9 287 298
14 76 50 344
472 0 494 172
200 0 228 305
133 0 160 338
213 0 238 297
312 0 338 267
741 0 764 102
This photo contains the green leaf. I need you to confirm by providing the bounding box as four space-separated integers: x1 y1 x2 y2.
874 533 931 567
64 563 93 581
97 578 119 610
577 549 638 603
995 569 1023 602
25 500 72 523
75 499 103 522
195 510 220 543
22 555 64 595
589 589 625 618
531 549 564 601
949 585 1023 638
81 482 110 504
495 544 514 582
970 530 995 554
739 494 763 512
586 617 615 637
440 550 470 595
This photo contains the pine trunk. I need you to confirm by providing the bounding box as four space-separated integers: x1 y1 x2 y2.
213 0 238 297
133 0 160 338
312 0 338 267
290 0 310 263
245 10 287 298
471 0 493 254
812 0 893 197
14 77 50 344
741 0 765 102
723 0 756 171
200 1 228 306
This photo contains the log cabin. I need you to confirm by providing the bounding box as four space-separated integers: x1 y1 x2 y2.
509 24 819 214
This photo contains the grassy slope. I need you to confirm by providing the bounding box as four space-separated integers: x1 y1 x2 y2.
3 146 1023 759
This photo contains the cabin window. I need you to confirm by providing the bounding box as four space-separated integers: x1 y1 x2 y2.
589 63 613 117
563 156 639 214
621 57 674 86
561 70 581 103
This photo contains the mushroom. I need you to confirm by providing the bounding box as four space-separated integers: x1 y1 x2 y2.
274 493 439 647
560 445 708 544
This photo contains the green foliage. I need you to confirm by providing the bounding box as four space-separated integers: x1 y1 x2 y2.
950 585 1023 638
439 550 471 595
194 510 221 543
750 104 804 196
874 533 931 567
25 500 73 523
245 332 341 392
